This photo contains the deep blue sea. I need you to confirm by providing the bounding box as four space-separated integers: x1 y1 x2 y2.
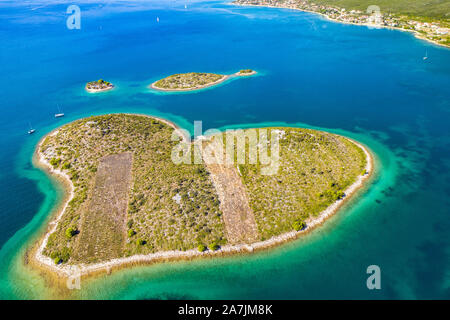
0 0 449 299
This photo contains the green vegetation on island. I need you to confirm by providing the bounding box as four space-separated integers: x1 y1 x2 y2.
37 114 368 266
40 114 226 264
239 69 256 74
151 70 257 91
227 128 367 240
152 72 225 91
86 79 114 92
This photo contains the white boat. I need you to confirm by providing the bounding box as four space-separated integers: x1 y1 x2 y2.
423 50 428 60
157 16 160 23
28 123 35 134
55 105 65 118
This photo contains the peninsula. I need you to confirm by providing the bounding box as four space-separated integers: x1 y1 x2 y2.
150 70 257 92
85 79 114 93
234 0 450 48
33 114 372 278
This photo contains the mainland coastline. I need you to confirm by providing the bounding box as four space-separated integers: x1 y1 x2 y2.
233 0 450 49
29 114 374 281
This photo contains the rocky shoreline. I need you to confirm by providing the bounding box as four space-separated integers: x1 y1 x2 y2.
31 115 374 280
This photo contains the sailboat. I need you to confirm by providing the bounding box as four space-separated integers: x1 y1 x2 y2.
156 16 160 23
55 105 64 118
28 123 35 134
423 50 428 60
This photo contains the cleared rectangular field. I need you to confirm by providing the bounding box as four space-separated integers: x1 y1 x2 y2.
73 152 132 263
203 138 260 244
206 162 260 244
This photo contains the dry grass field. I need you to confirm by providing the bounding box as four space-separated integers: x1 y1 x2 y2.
153 72 224 90
40 114 225 264
39 115 367 264
205 162 260 244
235 128 367 240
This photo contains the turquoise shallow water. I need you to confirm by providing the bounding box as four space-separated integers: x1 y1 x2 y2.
0 0 449 299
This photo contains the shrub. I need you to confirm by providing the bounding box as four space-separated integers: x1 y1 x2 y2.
49 158 61 168
127 220 133 228
128 229 136 237
60 247 71 262
61 162 71 170
335 191 345 200
320 189 345 201
293 219 306 231
69 170 79 181
195 167 208 175
197 244 207 252
65 227 77 238
136 239 146 246
51 247 71 264
208 242 220 251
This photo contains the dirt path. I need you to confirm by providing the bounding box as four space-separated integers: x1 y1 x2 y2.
203 140 260 244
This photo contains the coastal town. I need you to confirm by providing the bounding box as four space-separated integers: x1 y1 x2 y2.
234 0 450 47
